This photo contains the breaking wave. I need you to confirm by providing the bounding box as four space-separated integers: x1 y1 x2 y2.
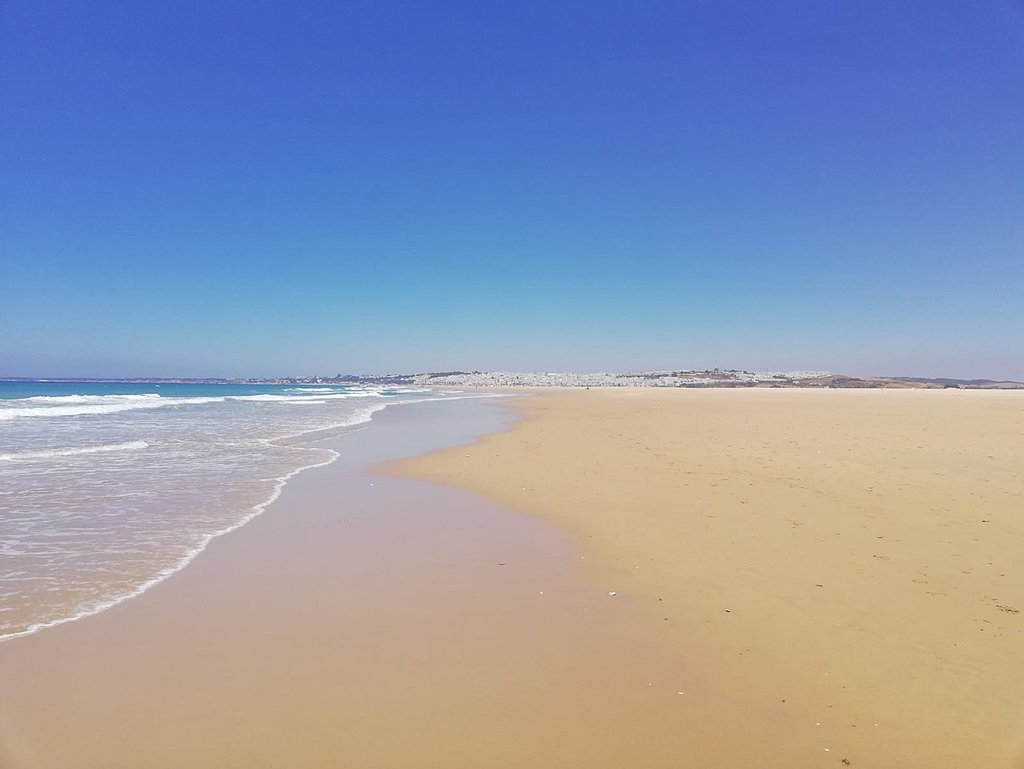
0 441 149 462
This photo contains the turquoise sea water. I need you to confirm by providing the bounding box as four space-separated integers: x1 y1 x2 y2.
0 380 484 640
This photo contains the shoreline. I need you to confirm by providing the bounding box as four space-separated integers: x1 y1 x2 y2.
5 388 1021 767
0 396 694 769
0 393 505 645
0 443 342 645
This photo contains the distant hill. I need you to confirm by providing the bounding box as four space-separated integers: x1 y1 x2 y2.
3 372 1021 389
891 377 1024 389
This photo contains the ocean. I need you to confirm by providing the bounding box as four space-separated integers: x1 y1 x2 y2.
0 380 490 641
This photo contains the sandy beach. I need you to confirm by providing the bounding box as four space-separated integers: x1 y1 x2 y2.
3 389 1022 769
402 388 1024 767
0 398 690 769
6 0 1020 765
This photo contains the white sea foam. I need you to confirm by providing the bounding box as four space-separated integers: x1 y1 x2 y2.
0 395 225 420
228 394 322 403
285 387 339 393
0 401 390 643
0 441 149 462
0 388 509 643
14 394 162 404
318 391 386 399
225 392 391 405
0 445 342 644
232 392 386 402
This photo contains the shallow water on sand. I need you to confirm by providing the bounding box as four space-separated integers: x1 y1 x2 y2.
0 381 498 641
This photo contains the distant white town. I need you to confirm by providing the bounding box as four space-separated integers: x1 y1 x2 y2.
404 370 832 387
15 370 1019 389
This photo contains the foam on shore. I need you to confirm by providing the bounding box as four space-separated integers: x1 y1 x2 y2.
0 396 694 769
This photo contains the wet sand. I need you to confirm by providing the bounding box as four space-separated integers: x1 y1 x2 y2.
401 388 1024 768
0 399 693 769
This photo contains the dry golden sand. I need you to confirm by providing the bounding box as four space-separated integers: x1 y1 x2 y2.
400 388 1024 768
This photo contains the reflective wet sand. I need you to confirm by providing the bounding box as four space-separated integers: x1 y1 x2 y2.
0 399 692 769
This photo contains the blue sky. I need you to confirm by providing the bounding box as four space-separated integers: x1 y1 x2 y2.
2 1 1022 378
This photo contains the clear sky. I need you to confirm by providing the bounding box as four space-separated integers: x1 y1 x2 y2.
2 1 1022 379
